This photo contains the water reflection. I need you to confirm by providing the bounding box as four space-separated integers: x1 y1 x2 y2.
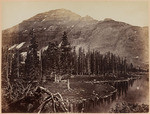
87 73 149 113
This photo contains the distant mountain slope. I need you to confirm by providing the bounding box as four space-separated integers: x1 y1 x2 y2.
2 9 148 68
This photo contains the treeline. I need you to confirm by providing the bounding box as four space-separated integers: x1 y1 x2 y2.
3 31 137 84
41 32 134 77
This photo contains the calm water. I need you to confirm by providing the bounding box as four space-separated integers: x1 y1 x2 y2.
89 73 149 113
109 73 149 112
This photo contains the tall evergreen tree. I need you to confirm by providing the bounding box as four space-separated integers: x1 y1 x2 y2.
25 29 39 83
46 42 60 75
60 32 72 75
9 52 18 82
86 47 91 75
71 47 78 75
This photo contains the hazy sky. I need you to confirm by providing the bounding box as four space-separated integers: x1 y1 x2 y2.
1 0 149 30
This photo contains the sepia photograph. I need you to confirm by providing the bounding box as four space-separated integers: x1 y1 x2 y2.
1 0 149 113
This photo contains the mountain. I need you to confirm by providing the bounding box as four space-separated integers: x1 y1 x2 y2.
2 9 149 68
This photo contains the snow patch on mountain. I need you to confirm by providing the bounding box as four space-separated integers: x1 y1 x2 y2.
33 22 36 24
20 52 27 63
48 26 56 31
16 42 25 49
135 56 139 59
42 46 48 51
42 19 46 22
8 44 17 50
21 52 27 57
58 42 62 47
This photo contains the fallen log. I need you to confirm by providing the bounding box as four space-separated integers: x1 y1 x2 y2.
7 86 68 113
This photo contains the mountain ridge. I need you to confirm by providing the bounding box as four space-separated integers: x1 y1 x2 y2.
2 8 149 68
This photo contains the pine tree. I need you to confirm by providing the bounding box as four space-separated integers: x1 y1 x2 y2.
47 42 60 74
86 47 91 75
47 42 56 74
130 63 133 72
25 29 39 83
72 47 77 75
9 52 18 82
124 57 127 74
60 32 72 75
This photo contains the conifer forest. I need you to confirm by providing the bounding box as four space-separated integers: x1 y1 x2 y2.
1 8 149 113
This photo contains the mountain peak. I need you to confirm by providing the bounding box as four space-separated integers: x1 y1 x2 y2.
103 18 114 21
49 8 73 13
81 15 95 21
28 8 81 22
47 8 81 21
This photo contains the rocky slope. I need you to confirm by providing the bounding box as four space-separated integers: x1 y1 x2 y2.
2 9 149 68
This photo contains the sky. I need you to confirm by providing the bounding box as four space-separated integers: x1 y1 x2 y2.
1 0 149 30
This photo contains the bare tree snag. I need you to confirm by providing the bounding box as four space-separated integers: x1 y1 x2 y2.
67 79 70 90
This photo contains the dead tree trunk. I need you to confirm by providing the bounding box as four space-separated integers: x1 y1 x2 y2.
67 79 70 90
